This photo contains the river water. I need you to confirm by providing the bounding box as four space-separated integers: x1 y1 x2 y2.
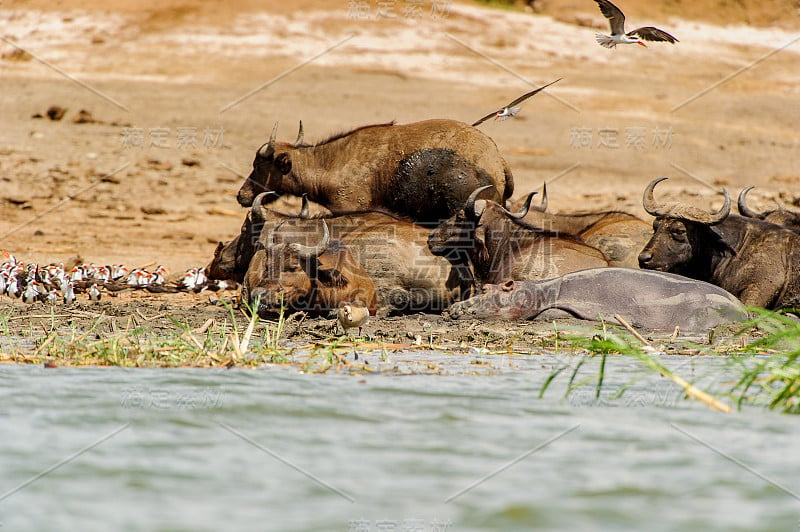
1 353 798 531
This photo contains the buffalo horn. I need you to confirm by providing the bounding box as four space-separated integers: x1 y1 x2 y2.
465 185 495 221
642 177 670 217
299 193 310 218
535 183 548 212
264 220 286 246
643 177 731 224
702 189 731 225
737 186 763 219
295 220 330 259
295 120 304 145
501 191 537 219
258 122 280 157
250 191 279 225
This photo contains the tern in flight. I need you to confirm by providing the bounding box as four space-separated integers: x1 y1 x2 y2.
594 0 678 48
472 79 561 127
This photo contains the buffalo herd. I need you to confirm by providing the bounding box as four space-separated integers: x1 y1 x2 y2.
206 120 800 331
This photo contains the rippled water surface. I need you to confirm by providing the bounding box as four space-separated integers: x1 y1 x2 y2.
1 354 798 531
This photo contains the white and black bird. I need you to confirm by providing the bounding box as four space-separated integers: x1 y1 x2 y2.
151 265 168 285
111 264 129 281
126 269 152 287
69 266 84 282
94 265 111 282
180 267 209 292
5 274 20 298
1 251 17 268
88 283 102 301
472 79 561 127
63 281 76 304
594 0 678 48
46 289 60 304
23 280 44 303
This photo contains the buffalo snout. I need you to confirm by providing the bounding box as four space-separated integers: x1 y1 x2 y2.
638 251 653 268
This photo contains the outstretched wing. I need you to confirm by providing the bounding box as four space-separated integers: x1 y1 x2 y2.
505 78 562 108
472 78 562 127
594 0 626 35
472 109 499 127
628 26 679 43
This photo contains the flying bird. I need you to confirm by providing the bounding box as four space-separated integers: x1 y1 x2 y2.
472 79 561 127
593 0 678 48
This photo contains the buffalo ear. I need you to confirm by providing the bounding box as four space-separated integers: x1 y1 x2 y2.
318 267 349 287
213 241 225 258
275 152 292 174
708 226 737 256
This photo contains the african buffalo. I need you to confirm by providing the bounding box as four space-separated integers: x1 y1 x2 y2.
448 268 747 334
242 221 378 316
236 119 514 223
514 185 652 268
638 177 800 310
243 206 471 315
738 186 800 231
428 186 609 287
205 192 302 283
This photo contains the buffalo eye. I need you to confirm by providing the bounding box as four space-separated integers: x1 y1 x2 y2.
670 227 687 242
275 152 292 174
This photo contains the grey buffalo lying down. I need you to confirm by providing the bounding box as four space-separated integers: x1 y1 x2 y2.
237 119 514 224
448 268 747 333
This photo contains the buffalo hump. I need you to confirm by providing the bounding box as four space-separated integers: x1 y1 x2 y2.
388 148 500 225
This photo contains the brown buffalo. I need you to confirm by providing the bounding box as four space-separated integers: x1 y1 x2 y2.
242 221 378 316
428 186 609 287
236 119 514 223
205 192 302 283
243 207 471 315
514 185 652 268
638 177 800 309
738 186 800 231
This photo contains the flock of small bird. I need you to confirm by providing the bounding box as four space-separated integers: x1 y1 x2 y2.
0 251 229 304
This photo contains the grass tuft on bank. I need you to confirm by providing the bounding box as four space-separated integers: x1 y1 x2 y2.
1 303 799 413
